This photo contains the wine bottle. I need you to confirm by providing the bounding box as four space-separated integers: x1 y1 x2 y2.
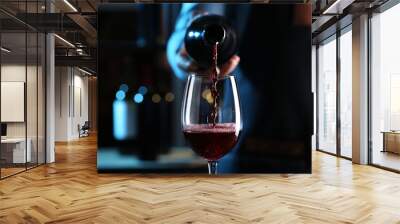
184 14 238 68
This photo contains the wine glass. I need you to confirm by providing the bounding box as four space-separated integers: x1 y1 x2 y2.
182 74 242 175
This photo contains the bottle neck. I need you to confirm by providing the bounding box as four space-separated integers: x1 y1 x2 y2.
203 24 226 45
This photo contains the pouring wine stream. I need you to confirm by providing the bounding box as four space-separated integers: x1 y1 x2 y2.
210 42 219 127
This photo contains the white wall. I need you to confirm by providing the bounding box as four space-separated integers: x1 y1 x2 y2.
1 65 27 140
1 64 46 164
72 73 89 138
55 66 69 141
55 66 89 141
1 65 37 138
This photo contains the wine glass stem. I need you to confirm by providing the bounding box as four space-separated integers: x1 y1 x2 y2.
208 161 218 175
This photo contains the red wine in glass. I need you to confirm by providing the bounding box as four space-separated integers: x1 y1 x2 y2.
182 33 241 175
181 72 241 175
183 123 239 161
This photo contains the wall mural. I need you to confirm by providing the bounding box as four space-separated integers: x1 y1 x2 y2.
97 3 313 173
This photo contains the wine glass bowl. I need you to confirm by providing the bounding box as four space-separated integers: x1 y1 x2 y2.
182 74 242 174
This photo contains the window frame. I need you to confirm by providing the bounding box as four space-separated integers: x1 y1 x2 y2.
315 24 353 160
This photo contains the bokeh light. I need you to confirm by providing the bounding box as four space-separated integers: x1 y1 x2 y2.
116 90 126 101
201 89 213 104
138 86 148 95
152 94 161 103
165 92 175 102
119 84 129 92
133 93 144 103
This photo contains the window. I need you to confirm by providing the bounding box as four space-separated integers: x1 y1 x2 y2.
312 46 317 150
339 29 352 158
371 3 400 171
0 1 47 179
317 36 337 154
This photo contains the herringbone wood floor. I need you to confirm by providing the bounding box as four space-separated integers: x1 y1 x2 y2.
1 135 400 224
